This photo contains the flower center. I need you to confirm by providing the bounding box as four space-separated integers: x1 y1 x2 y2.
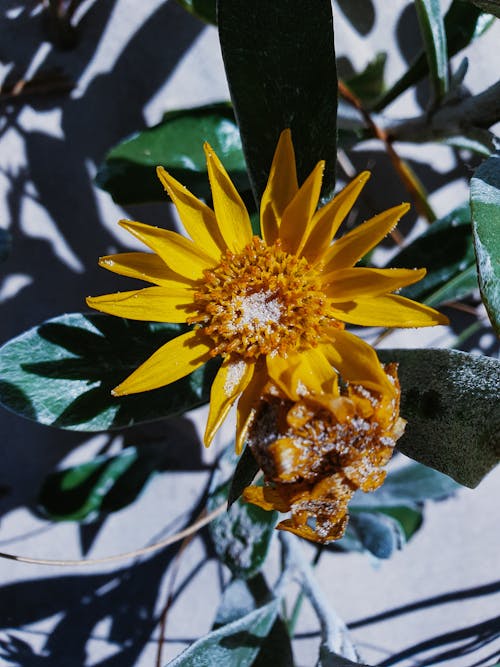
189 236 338 359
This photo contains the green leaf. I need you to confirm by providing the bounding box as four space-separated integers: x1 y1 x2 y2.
0 313 218 431
378 349 500 488
218 0 338 202
468 0 500 17
350 462 460 507
345 52 387 106
38 445 165 521
95 103 249 204
208 448 278 579
0 228 11 262
227 446 259 508
470 152 500 335
386 204 477 305
214 577 294 667
414 0 449 100
175 0 217 24
376 506 423 541
167 599 280 667
424 263 478 307
372 0 487 111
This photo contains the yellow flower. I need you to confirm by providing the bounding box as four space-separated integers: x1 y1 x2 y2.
243 360 405 544
87 130 446 451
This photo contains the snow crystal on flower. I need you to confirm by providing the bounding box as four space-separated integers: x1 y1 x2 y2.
234 290 282 332
224 359 247 396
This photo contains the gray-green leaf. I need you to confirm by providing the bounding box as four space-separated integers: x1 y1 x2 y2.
0 313 218 431
378 349 500 487
208 448 277 579
414 0 449 100
470 152 500 335
166 599 279 666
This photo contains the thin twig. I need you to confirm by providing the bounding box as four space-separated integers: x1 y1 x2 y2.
339 80 435 224
0 70 74 103
0 502 227 567
280 532 358 661
385 81 500 143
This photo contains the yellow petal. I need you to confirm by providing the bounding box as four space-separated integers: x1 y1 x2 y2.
323 267 427 301
112 330 212 396
267 348 338 400
119 219 216 280
156 166 225 260
260 129 299 245
329 294 449 327
322 203 410 271
235 362 268 454
204 143 253 252
204 358 254 447
321 331 393 397
276 519 324 543
86 285 195 323
243 485 291 513
98 252 195 286
301 171 371 263
278 161 325 254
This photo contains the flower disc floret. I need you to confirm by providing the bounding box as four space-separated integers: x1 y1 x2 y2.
189 237 340 360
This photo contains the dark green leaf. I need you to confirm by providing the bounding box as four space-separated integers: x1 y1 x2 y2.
470 152 500 335
38 445 166 521
468 0 500 17
208 448 278 579
386 204 476 304
414 0 449 100
167 599 279 667
350 462 460 507
378 349 500 487
227 446 259 508
0 228 11 262
345 52 387 105
318 647 370 667
214 577 294 667
95 103 249 204
0 313 218 431
175 0 217 24
424 264 478 307
218 0 338 202
372 0 487 111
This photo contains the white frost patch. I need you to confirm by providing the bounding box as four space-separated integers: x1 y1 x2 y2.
296 381 309 397
235 290 282 332
224 359 247 396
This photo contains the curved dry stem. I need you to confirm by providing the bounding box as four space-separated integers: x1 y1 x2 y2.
0 502 227 567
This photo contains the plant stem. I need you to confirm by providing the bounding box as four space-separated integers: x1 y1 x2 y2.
339 81 436 223
280 533 358 661
385 81 500 143
287 546 323 636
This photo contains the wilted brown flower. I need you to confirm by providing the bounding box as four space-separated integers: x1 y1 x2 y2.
243 363 406 543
